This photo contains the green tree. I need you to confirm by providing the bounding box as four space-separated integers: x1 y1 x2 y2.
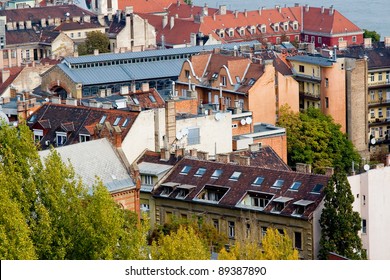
218 228 298 260
0 122 146 260
319 172 366 260
277 105 361 174
151 226 210 260
78 31 110 55
363 29 380 43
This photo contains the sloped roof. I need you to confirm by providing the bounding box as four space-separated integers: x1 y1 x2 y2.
153 157 329 219
54 21 103 32
166 3 222 19
126 88 165 109
342 45 390 70
39 30 61 44
5 29 40 45
39 138 135 192
0 67 24 94
118 0 184 14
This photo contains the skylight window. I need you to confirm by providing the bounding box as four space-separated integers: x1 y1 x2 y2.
180 165 192 175
229 171 241 181
149 95 157 103
99 115 107 124
289 181 302 191
211 169 223 179
273 179 284 188
212 72 219 79
194 167 206 177
113 117 121 126
122 118 130 127
252 176 264 186
132 96 140 105
248 78 255 86
311 184 324 194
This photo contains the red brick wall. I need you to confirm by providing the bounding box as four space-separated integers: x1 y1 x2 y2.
254 134 287 163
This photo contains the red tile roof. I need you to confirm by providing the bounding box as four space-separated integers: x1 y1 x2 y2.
0 67 24 94
125 88 165 109
118 0 184 14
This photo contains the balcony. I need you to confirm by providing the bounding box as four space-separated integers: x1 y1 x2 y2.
368 98 390 107
368 117 390 127
368 79 390 89
291 69 321 83
299 91 321 101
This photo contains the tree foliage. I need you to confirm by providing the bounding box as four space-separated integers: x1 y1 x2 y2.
0 122 147 260
318 172 366 260
218 228 298 260
151 226 210 260
363 29 380 43
277 105 361 174
78 31 110 56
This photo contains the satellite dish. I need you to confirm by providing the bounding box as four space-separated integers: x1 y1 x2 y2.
370 138 376 145
246 117 252 124
364 164 370 171
181 128 189 136
176 131 183 140
215 113 222 121
240 119 247 125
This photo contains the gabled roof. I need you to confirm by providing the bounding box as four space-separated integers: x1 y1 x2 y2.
118 0 184 14
0 67 24 94
153 157 329 219
39 30 62 44
28 103 139 148
38 138 135 193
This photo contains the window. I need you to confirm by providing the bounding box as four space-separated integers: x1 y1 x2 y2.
379 90 383 100
311 184 324 194
143 175 153 185
122 118 130 127
78 32 81 37
370 109 375 119
318 37 322 44
221 75 227 86
188 127 200 145
370 73 374 82
161 186 173 196
211 169 223 179
228 30 234 37
70 32 74 38
295 35 300 41
261 25 266 33
378 72 383 81
79 134 90 142
379 127 383 137
289 181 302 191
261 226 268 239
299 65 305 73
276 37 281 44
362 219 367 234
140 203 150 213
352 36 357 42
273 202 284 212
239 29 245 36
246 223 251 238
379 108 383 118
274 25 279 32
293 22 298 30
232 123 238 128
386 71 390 82
272 179 284 188
304 35 308 42
251 196 269 208
228 221 235 238
294 232 302 249
252 176 264 186
213 219 219 231
325 78 329 87
194 167 206 177
229 171 241 181
338 37 344 42
56 132 67 146
325 97 329 108
180 165 192 175
99 115 107 124
149 95 157 103
185 70 190 78
113 117 122 126
370 90 375 101
176 188 189 199
235 76 241 84
33 129 43 142
197 185 229 203
311 36 315 43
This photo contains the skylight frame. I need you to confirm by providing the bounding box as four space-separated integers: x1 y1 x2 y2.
229 171 242 181
180 165 192 175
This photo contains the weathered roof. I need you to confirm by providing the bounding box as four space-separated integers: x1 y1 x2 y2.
153 157 329 219
138 162 173 176
342 45 390 70
118 0 184 14
39 138 134 192
287 55 334 67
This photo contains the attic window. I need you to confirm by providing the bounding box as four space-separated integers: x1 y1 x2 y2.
229 171 241 181
252 176 264 186
113 117 122 126
248 78 255 86
272 197 293 213
292 200 314 217
289 181 302 191
149 95 157 103
211 169 223 179
260 25 266 33
235 76 241 83
194 167 206 177
180 165 192 175
132 96 140 105
196 185 229 203
161 186 173 196
212 72 219 79
176 188 189 199
122 118 130 127
238 191 274 210
99 115 107 124
28 115 37 123
311 183 324 194
272 179 284 188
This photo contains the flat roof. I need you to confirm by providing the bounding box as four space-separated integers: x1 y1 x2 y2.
287 55 334 67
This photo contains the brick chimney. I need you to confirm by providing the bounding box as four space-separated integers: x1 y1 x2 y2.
197 151 209 160
175 147 185 158
114 126 122 148
296 163 312 173
190 148 198 157
216 153 230 163
325 167 334 177
160 148 170 161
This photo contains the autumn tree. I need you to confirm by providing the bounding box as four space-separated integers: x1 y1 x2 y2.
151 226 210 260
78 31 110 55
218 228 298 260
319 172 366 260
277 105 361 174
0 122 147 260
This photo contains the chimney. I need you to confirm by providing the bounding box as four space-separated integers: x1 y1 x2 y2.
234 99 242 114
125 6 133 15
47 18 54 26
160 148 170 161
385 37 390 47
175 147 185 158
364 37 372 49
216 153 230 163
25 20 32 29
218 5 227 15
239 156 251 166
386 154 390 166
296 163 312 173
141 82 149 92
66 98 78 106
2 70 10 83
131 83 136 93
94 49 99 56
234 10 238 18
329 5 334 15
162 15 168 28
177 0 180 6
83 15 91 23
249 142 261 153
102 101 112 109
114 126 122 148
170 16 174 29
325 167 334 176
197 151 209 160
40 18 46 28
51 96 61 104
72 16 81 22
190 32 197 46
18 21 25 30
106 88 112 96
305 4 309 12
213 13 216 21
321 6 325 13
73 51 79 57
202 3 208 16
190 149 198 157
54 18 61 26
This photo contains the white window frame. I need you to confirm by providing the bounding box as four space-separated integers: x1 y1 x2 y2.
56 132 67 146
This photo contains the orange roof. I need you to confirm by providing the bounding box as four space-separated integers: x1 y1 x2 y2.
118 0 184 14
0 67 24 94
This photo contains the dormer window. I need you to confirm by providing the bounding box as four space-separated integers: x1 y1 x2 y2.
292 21 298 30
260 24 266 33
132 96 140 105
113 117 122 126
175 184 195 199
237 191 274 210
33 129 43 142
79 134 90 142
99 115 107 124
218 30 224 38
239 28 245 36
122 118 130 127
56 132 67 146
196 185 229 203
211 72 219 79
149 95 157 103
273 24 279 32
228 28 234 37
283 22 289 31
161 186 173 196
271 197 293 213
292 200 314 217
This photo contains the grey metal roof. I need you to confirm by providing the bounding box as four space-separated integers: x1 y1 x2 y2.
59 59 185 85
287 55 334 67
63 41 261 64
293 199 315 206
273 196 294 203
138 161 173 176
39 138 134 193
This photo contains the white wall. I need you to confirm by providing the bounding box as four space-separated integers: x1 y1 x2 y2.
175 111 232 156
122 110 156 164
348 166 390 259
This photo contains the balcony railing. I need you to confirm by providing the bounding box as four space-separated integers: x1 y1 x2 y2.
299 91 321 100
368 117 390 126
368 98 390 107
